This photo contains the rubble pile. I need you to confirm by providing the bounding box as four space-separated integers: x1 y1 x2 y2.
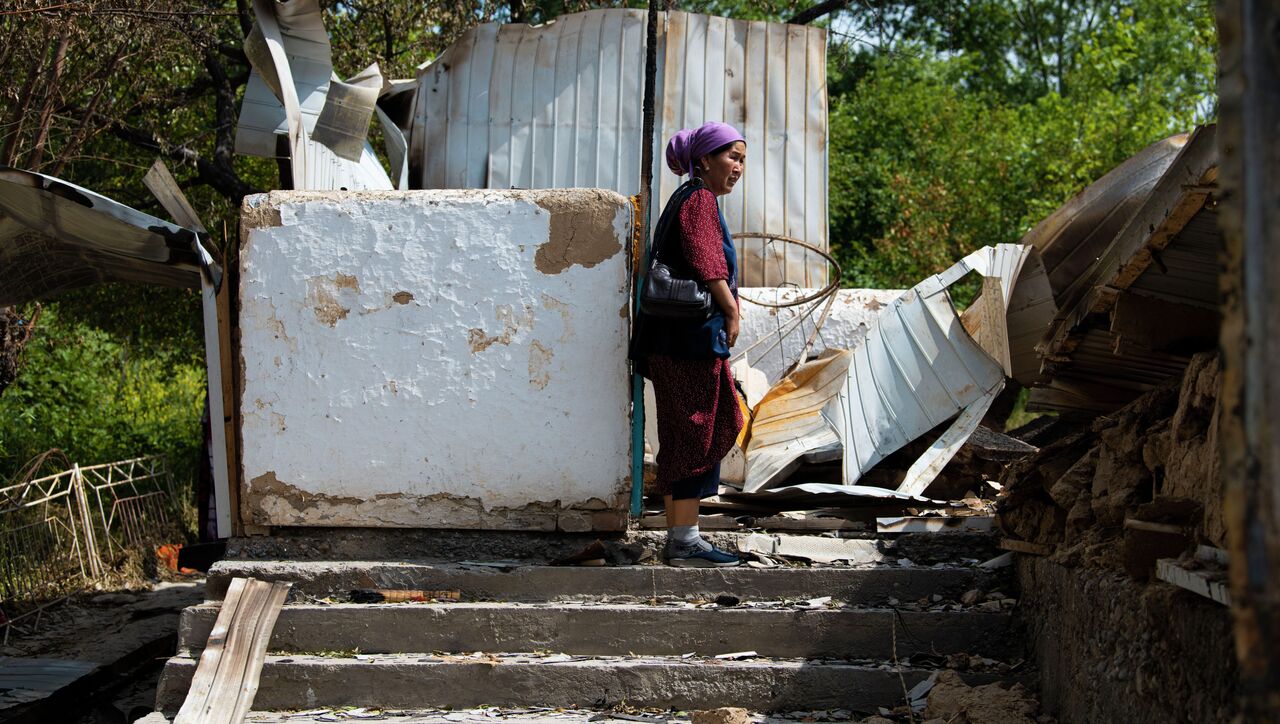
919 669 1047 724
998 352 1223 569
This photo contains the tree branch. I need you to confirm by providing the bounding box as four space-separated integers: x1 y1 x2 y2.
788 0 850 26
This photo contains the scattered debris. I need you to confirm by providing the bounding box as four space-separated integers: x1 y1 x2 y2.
691 707 751 724
876 516 993 534
348 589 461 604
736 534 883 565
999 352 1224 569
712 651 758 660
922 669 1043 723
551 540 653 567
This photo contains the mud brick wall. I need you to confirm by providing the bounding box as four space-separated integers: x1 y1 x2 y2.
1018 557 1237 723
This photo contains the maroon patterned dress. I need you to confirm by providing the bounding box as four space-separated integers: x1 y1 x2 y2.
648 189 744 495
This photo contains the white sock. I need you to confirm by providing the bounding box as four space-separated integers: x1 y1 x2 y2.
670 525 712 551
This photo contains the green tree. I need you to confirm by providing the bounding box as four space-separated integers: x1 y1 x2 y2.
825 0 1216 288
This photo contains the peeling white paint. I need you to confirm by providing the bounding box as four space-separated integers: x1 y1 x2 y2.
239 189 633 529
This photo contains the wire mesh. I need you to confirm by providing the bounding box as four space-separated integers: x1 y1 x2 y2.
0 455 180 643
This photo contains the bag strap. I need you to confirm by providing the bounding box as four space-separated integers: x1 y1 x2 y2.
648 178 705 271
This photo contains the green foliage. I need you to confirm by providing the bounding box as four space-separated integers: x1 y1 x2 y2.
826 0 1216 288
0 305 206 482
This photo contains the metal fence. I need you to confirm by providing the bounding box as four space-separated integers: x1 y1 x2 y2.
0 455 182 643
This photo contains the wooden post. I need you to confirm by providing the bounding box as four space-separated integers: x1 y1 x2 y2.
1217 0 1280 718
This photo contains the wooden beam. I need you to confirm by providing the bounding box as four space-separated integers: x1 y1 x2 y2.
215 254 242 537
999 538 1052 556
1218 0 1280 717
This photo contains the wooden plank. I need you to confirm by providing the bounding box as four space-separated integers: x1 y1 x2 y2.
215 252 241 537
142 160 208 233
960 278 1012 376
999 538 1052 556
1110 189 1211 291
1156 558 1231 606
174 577 291 724
176 577 248 721
1123 518 1186 535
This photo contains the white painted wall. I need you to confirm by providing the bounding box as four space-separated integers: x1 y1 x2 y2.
238 189 633 531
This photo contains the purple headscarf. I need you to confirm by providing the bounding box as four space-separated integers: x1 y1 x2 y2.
665 121 746 176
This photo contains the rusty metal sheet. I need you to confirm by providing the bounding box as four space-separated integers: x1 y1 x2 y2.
654 13 828 287
1022 132 1188 302
1028 125 1220 415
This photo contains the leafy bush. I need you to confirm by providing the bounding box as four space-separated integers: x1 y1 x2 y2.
0 301 206 485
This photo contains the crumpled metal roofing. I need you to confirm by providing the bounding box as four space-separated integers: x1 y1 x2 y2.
1023 132 1189 303
1028 124 1219 414
237 0 396 191
0 168 207 306
740 243 1050 496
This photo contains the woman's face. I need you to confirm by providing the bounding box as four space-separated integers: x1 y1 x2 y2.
698 141 746 196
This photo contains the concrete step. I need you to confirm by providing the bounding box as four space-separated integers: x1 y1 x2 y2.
237 709 863 723
205 560 1005 604
177 602 1016 659
157 652 1019 714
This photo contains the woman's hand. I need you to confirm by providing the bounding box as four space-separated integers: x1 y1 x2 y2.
707 279 739 347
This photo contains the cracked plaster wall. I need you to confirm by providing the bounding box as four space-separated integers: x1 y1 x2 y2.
238 189 633 530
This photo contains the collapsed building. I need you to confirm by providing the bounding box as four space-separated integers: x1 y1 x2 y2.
0 1 1276 721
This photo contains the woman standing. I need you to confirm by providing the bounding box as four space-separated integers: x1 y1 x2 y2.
632 121 747 567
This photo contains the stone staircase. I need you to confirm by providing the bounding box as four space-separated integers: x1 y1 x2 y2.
155 535 1024 716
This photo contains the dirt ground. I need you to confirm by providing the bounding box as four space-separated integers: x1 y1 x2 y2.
0 578 204 724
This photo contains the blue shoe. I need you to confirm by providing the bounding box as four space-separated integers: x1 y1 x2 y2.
664 540 741 568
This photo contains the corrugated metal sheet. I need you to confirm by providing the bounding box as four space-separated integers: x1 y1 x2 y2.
1022 133 1187 302
654 13 828 287
1127 207 1220 308
0 168 204 306
740 244 1036 496
410 10 647 192
407 9 827 286
1027 125 1220 415
239 0 393 191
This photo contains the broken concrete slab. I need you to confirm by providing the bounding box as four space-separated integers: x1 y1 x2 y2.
877 517 994 534
178 603 1018 661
